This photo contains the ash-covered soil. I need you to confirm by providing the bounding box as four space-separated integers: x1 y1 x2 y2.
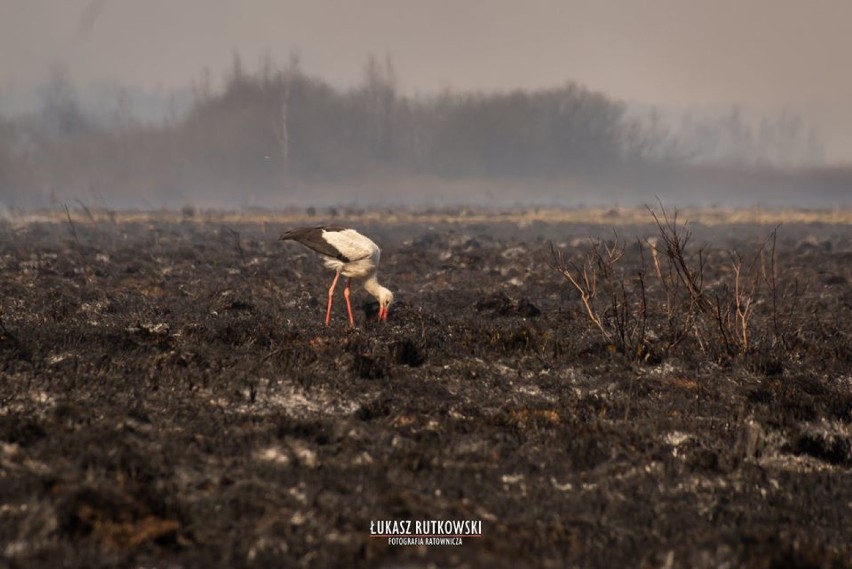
1 212 851 568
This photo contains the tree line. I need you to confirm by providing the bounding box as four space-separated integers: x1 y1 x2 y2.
0 55 829 208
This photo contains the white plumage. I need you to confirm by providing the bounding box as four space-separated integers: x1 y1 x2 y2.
318 228 381 278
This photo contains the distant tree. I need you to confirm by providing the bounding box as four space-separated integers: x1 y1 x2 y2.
666 106 825 167
423 83 633 177
0 117 17 200
38 63 89 138
360 54 397 163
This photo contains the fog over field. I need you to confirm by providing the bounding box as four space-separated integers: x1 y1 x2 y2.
1 1 851 209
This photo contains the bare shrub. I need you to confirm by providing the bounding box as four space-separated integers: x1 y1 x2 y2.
552 203 800 363
549 234 649 359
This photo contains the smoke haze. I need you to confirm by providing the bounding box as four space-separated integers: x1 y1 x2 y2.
1 1 851 209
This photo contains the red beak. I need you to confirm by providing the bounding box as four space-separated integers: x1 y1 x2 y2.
378 306 388 321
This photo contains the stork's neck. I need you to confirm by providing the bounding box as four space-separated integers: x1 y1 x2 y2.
363 274 385 300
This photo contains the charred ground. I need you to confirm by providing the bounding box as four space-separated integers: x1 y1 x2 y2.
1 210 851 568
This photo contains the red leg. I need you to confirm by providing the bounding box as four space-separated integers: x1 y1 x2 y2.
343 278 355 327
325 272 341 326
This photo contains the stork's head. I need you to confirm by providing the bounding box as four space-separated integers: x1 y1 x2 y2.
364 276 394 322
376 287 394 321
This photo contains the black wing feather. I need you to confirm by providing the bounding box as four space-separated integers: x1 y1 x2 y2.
280 226 351 262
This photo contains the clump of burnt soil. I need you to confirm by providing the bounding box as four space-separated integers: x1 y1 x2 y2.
0 215 850 568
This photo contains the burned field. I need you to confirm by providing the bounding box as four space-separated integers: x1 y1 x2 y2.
1 210 851 568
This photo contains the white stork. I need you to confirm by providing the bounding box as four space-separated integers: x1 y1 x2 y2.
280 226 394 326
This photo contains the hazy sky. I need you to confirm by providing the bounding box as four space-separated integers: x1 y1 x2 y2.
3 0 852 161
